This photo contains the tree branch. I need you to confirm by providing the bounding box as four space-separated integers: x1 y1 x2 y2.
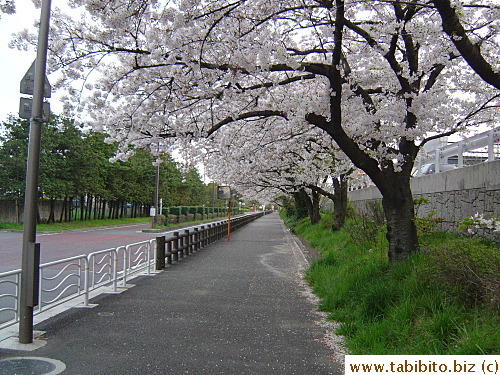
432 0 500 89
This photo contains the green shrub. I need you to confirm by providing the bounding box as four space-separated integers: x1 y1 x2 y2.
418 236 499 308
169 207 180 216
342 214 386 251
294 212 499 355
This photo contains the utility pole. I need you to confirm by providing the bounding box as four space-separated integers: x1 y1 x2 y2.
153 159 160 227
19 0 52 344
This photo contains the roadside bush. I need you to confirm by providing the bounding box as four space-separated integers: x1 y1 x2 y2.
295 212 499 355
418 235 499 308
342 212 386 252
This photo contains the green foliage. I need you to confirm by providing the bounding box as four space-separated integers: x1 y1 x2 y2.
418 236 499 308
0 217 150 231
0 115 222 223
169 207 181 216
342 212 386 251
164 206 228 219
276 195 299 228
293 213 499 355
413 196 444 236
458 213 499 238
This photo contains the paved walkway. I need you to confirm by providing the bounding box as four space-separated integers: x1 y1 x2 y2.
0 213 342 374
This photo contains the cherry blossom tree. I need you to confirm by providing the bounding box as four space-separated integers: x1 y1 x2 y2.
201 117 354 226
0 0 15 17
11 0 498 261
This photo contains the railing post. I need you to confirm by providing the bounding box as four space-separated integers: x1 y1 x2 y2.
155 236 166 271
180 232 185 258
488 129 495 161
458 142 464 168
194 227 199 251
167 240 173 265
146 240 152 275
112 249 118 292
200 226 205 248
173 232 180 262
83 257 90 306
122 245 130 287
184 229 190 255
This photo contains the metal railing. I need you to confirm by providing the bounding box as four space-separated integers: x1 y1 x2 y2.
348 127 499 190
0 212 267 330
415 127 499 172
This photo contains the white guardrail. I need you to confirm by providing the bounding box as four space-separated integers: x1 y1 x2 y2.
0 239 155 330
0 212 267 330
415 127 500 172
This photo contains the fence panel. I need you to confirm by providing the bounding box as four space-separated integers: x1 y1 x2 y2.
0 212 268 330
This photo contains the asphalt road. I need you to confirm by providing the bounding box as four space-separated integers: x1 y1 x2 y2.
0 213 343 374
0 222 162 271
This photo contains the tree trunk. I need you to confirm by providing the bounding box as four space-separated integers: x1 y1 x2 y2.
94 196 99 220
332 174 348 231
101 199 106 220
293 190 309 220
47 198 55 224
80 194 85 221
296 188 321 225
378 174 418 262
310 190 321 225
59 197 66 223
15 197 21 224
86 194 93 220
120 201 125 218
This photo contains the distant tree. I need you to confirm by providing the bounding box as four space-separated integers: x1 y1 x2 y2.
179 167 209 206
0 116 28 201
157 153 183 208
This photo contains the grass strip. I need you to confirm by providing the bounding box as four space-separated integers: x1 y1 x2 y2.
288 212 499 355
0 217 150 231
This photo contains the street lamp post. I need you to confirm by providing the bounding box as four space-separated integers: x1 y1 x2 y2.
153 159 160 227
19 0 52 344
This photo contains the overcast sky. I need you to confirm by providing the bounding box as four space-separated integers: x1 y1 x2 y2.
0 0 63 122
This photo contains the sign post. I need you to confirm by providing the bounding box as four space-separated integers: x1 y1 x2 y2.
19 0 52 345
217 186 232 241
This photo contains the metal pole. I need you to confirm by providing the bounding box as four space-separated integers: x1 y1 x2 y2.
152 161 160 227
19 0 52 344
227 198 231 241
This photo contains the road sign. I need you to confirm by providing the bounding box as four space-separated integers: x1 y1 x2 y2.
19 97 50 121
20 60 52 98
217 186 231 199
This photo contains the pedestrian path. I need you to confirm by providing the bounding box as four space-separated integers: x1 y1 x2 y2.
0 213 342 374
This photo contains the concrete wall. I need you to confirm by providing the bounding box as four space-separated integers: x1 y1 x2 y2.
348 160 500 241
0 199 66 223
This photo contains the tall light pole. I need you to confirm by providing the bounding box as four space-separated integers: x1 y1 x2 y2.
153 157 160 227
19 0 52 344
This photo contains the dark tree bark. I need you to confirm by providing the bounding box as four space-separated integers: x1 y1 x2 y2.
310 190 321 225
305 0 420 262
307 174 349 231
296 188 321 225
293 190 310 220
100 199 106 220
86 194 93 220
47 198 55 224
80 194 85 221
432 0 500 90
331 174 348 231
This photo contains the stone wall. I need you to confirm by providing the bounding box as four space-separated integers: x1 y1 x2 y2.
348 160 500 241
0 199 65 223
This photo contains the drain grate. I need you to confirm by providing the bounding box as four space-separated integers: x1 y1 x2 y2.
0 357 66 375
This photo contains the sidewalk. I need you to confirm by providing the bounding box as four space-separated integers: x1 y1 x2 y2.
0 213 342 375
